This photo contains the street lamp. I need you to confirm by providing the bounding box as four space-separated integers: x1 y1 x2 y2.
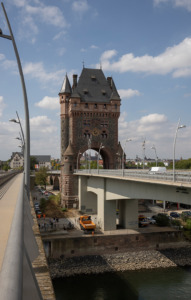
173 119 186 181
122 139 132 171
77 151 82 170
88 137 92 173
116 152 121 169
142 139 146 169
151 144 158 167
1 3 30 197
97 143 104 173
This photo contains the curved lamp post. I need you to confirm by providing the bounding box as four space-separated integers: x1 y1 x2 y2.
122 139 132 173
77 151 82 170
142 139 146 169
173 119 186 182
151 144 158 167
0 3 30 197
97 143 104 173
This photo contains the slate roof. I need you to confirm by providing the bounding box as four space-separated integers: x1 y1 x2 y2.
60 74 72 94
71 68 120 103
32 155 51 163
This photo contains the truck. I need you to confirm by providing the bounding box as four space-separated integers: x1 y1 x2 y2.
149 167 167 174
79 215 96 233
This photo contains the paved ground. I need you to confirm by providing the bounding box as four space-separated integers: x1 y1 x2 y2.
31 186 191 239
0 173 23 271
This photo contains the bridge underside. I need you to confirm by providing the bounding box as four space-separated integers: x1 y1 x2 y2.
78 175 191 231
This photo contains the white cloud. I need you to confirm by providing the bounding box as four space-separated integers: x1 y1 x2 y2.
53 31 67 41
23 61 65 84
72 0 89 15
118 89 141 99
10 0 69 42
154 0 191 11
30 115 57 133
35 96 59 110
25 4 68 28
100 38 191 78
29 115 59 156
101 50 117 61
91 45 99 49
139 114 167 125
118 112 190 159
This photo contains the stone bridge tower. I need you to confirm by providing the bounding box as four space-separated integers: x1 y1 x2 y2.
59 67 121 208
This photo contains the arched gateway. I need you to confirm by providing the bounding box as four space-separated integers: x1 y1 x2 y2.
59 67 122 207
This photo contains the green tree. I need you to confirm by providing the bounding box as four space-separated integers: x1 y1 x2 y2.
30 156 38 170
156 214 170 227
35 167 49 189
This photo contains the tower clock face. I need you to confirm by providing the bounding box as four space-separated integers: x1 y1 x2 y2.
92 128 100 136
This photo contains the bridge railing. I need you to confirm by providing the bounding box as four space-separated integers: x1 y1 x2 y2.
74 169 191 183
0 173 43 300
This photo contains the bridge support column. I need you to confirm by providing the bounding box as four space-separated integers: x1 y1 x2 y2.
78 176 97 213
102 200 116 231
118 199 138 229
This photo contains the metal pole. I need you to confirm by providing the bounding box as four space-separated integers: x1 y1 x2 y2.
173 119 186 182
1 2 30 197
173 119 180 182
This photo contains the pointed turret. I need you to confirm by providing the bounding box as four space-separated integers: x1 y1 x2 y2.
60 74 72 94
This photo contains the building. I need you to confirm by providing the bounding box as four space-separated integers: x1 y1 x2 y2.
32 155 51 170
10 152 24 169
59 67 122 207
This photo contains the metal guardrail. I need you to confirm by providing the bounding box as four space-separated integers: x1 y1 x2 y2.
0 173 42 300
74 169 191 184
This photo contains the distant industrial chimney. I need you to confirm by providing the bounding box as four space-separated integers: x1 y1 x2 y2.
107 76 112 88
72 74 78 89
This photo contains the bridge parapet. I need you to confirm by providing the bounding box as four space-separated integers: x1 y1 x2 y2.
75 169 191 185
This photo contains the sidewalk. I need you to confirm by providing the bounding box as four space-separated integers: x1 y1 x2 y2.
0 173 23 270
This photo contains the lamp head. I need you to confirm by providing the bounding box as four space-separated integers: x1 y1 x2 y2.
178 125 186 129
9 118 18 123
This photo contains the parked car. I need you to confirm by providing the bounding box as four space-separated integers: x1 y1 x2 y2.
170 212 180 218
147 217 156 224
181 211 191 218
139 215 149 227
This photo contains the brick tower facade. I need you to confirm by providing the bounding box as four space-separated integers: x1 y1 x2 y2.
59 67 121 208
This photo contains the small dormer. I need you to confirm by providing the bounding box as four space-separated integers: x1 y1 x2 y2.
83 89 88 95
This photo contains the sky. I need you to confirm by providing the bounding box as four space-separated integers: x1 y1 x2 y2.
0 0 191 162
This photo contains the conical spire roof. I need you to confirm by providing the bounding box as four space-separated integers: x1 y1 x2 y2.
60 74 72 94
64 140 75 156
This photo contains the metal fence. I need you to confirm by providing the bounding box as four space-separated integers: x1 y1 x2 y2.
0 173 42 300
74 169 191 184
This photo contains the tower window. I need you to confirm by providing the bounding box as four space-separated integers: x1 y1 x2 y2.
85 103 88 108
115 104 117 109
103 104 106 109
91 75 96 80
83 89 88 94
94 104 97 109
102 90 106 95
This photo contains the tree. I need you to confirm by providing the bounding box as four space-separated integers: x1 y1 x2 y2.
35 167 49 189
30 156 38 170
156 214 170 227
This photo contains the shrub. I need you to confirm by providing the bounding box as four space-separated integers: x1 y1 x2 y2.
185 219 191 230
156 214 170 227
171 219 181 227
